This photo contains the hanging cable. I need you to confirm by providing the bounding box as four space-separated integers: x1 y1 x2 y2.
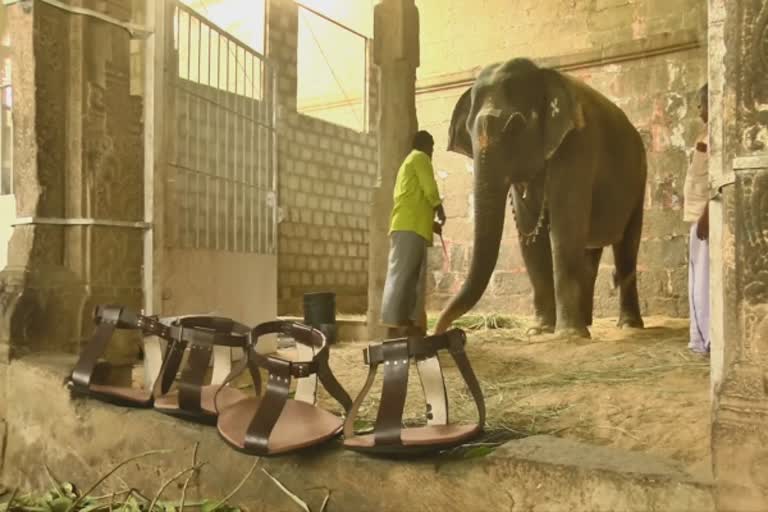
298 6 364 128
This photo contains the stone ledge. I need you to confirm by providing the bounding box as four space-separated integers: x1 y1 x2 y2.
1 355 714 512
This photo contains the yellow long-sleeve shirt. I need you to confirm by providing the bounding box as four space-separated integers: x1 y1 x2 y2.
389 150 442 244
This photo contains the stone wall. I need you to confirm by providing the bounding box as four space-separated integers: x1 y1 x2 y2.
269 0 378 316
277 112 377 314
0 0 143 358
416 0 708 318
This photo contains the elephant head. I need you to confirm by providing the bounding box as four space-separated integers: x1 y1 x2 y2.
434 58 585 333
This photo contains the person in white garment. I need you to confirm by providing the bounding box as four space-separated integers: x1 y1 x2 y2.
683 83 710 354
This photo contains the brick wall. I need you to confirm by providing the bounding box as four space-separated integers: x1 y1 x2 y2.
268 0 378 315
416 0 708 319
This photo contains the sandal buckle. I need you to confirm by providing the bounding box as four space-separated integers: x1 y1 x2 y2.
294 362 309 378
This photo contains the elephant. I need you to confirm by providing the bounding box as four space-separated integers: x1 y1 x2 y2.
433 58 648 338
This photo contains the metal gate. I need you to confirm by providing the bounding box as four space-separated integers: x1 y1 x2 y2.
168 1 277 255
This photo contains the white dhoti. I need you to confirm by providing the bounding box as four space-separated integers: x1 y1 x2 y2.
688 223 710 353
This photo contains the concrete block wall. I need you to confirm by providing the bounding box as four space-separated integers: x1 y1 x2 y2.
278 113 377 314
417 0 708 318
268 0 378 315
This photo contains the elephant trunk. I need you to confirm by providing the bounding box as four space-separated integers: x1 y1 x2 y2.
435 149 510 333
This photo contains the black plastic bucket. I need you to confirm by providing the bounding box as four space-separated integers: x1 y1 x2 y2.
303 292 337 344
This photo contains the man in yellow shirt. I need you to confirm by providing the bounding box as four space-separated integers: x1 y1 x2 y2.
381 131 446 337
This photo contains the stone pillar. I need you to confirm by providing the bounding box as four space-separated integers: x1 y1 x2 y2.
267 0 297 113
366 0 419 339
0 0 143 360
710 1 768 510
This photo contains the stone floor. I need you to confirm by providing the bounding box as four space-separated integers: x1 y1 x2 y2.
319 315 711 476
0 315 715 511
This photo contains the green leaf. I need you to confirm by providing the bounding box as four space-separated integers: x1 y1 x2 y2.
77 502 103 512
200 500 217 512
352 419 374 433
461 445 495 459
48 496 74 512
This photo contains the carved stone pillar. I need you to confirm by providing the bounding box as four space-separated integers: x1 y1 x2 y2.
366 0 419 339
0 0 143 361
710 1 768 510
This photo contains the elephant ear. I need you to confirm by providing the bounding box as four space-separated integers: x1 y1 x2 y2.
541 70 585 160
447 86 474 158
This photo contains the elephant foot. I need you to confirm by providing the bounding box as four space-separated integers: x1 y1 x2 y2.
617 315 644 329
555 326 591 339
526 324 555 336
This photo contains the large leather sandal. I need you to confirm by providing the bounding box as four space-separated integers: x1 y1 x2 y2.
215 321 352 456
152 316 252 425
67 305 174 408
343 329 486 456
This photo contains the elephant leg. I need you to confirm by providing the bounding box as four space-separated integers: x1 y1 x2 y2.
519 233 556 334
548 179 591 339
550 241 590 338
612 203 644 328
583 248 603 327
511 185 555 335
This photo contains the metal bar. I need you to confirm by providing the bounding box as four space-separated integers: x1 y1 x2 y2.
185 10 192 247
195 15 202 249
7 107 11 193
363 38 369 132
205 23 212 249
12 217 152 229
214 30 221 251
175 2 267 59
169 163 267 188
249 53 255 253
234 44 240 252
258 69 265 253
141 0 163 316
294 2 369 41
271 66 278 254
224 37 231 251
240 46 247 252
174 83 274 127
0 96 4 195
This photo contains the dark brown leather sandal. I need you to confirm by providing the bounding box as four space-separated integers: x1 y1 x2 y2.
343 328 486 456
152 316 252 425
67 305 173 408
215 321 352 456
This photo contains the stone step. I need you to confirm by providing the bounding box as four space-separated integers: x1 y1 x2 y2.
2 354 714 512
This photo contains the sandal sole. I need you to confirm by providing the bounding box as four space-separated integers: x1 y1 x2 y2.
68 384 153 409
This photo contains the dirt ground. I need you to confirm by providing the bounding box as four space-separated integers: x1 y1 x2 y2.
320 315 711 476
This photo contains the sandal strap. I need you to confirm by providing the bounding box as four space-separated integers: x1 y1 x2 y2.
220 320 351 455
343 328 486 446
374 339 411 446
363 332 457 366
69 305 170 391
249 321 352 410
154 316 250 412
442 330 486 429
245 357 292 454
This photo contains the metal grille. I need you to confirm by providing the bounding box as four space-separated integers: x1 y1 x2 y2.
171 2 277 254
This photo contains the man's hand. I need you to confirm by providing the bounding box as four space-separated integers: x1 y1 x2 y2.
433 221 443 236
435 204 446 226
696 205 709 241
696 141 708 153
